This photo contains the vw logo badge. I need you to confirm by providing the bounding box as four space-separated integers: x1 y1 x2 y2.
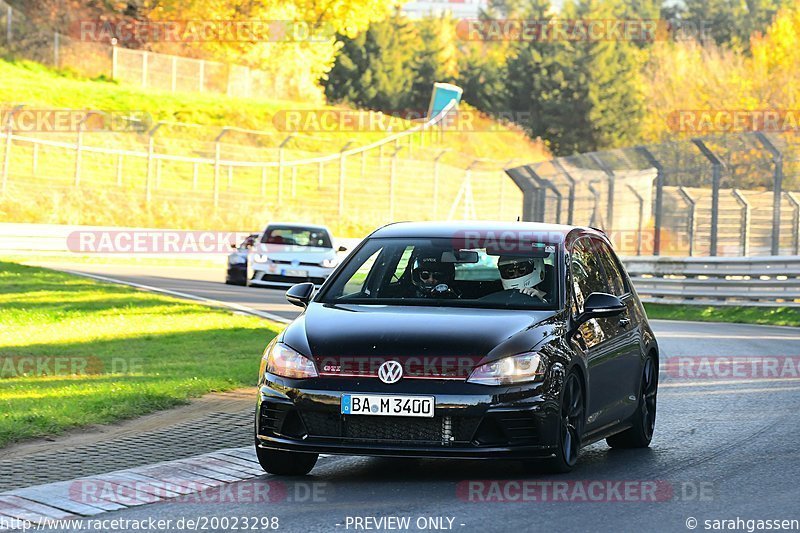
377 360 403 384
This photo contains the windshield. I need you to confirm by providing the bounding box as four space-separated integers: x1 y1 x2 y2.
319 238 559 309
260 226 332 248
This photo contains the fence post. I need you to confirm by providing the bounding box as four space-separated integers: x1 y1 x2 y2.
53 32 60 68
146 122 164 206
338 141 354 216
784 192 799 255
227 165 233 189
277 135 292 203
730 189 751 256
677 186 697 256
692 139 722 256
5 4 10 44
626 184 645 256
111 41 118 80
589 153 615 233
433 150 447 219
635 146 664 256
213 128 229 209
755 132 783 256
74 114 91 187
1 127 11 198
388 146 403 221
552 159 576 225
587 180 602 228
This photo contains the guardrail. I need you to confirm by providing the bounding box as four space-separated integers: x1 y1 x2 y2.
621 256 800 307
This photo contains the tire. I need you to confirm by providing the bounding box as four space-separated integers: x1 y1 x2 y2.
544 372 585 473
255 446 318 476
607 354 658 449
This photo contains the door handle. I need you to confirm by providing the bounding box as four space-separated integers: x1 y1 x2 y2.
618 318 631 328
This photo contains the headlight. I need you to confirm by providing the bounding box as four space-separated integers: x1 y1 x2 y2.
229 255 247 265
253 253 269 263
466 352 544 385
260 340 318 379
319 258 338 268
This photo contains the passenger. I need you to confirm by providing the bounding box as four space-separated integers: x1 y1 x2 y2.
498 255 548 301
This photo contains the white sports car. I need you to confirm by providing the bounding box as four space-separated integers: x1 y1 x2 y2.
248 223 346 288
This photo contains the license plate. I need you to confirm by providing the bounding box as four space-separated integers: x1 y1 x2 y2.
341 394 435 418
282 269 307 277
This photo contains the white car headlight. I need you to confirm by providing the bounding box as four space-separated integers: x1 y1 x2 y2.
253 253 269 263
466 352 544 385
229 255 247 265
319 258 338 268
260 340 318 379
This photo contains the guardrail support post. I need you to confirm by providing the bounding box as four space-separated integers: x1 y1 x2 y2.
692 139 723 256
731 189 751 256
552 159 576 225
635 146 664 256
589 153 615 233
755 132 783 256
785 191 800 255
587 180 603 228
677 186 697 256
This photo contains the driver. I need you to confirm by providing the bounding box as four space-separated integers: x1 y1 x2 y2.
411 251 459 298
498 255 548 301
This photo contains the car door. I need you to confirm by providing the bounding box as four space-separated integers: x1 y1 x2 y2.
591 237 642 422
569 237 625 431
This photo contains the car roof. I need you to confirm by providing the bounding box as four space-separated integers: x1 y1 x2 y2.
264 222 331 232
368 221 601 243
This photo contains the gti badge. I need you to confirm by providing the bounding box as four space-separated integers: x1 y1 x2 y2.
377 360 403 384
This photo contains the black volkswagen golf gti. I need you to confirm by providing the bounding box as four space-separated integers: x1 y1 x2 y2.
255 222 659 474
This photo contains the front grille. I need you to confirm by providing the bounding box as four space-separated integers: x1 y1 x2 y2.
270 260 320 267
301 412 481 445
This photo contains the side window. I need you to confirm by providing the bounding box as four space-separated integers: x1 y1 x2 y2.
570 238 611 315
594 238 628 297
341 248 382 296
392 246 414 281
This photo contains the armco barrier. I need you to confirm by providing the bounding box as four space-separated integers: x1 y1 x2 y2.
621 256 800 307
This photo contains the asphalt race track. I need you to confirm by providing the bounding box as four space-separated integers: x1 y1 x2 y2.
39 263 800 533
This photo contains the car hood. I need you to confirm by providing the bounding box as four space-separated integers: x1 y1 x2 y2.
282 303 560 378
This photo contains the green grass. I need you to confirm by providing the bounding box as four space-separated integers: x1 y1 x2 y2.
644 303 800 327
0 261 281 448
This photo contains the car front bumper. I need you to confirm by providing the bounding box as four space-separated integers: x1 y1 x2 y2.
249 264 333 287
255 376 561 459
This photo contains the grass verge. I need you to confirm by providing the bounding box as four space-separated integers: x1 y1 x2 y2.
0 261 280 448
644 303 800 327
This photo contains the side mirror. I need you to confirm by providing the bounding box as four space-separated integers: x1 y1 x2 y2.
576 292 625 324
230 243 238 249
338 245 348 252
286 282 315 308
